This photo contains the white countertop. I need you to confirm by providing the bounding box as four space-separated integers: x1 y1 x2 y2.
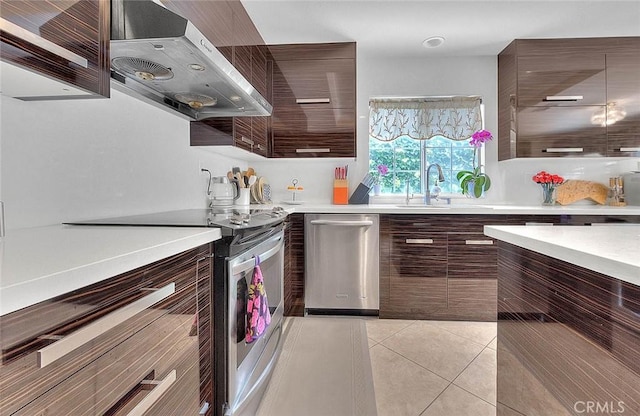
484 224 640 286
0 225 221 315
282 203 640 215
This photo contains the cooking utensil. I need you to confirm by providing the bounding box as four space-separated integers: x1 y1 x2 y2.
248 175 257 186
234 172 245 187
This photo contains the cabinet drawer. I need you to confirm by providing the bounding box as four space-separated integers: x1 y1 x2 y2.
389 233 447 279
0 247 204 414
273 59 355 108
516 106 607 157
448 233 497 279
517 54 606 106
16 313 199 415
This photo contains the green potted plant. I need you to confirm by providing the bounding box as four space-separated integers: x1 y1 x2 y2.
456 130 492 198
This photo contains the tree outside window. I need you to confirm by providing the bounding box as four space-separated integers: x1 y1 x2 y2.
369 135 476 195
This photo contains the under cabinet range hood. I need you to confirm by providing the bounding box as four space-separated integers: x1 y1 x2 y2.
110 0 272 120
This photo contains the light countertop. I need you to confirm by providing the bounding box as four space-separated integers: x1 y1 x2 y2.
2 203 638 315
281 203 640 215
484 224 640 286
0 225 221 315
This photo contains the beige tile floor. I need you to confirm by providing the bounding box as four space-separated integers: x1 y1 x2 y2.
366 319 497 416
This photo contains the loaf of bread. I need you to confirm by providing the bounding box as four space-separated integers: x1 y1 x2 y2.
555 180 609 205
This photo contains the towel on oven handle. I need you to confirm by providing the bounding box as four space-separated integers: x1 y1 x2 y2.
246 255 271 343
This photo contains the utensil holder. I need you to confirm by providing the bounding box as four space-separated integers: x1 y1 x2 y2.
333 179 348 204
348 183 370 204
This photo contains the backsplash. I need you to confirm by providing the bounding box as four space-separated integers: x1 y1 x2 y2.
496 158 640 205
253 157 640 206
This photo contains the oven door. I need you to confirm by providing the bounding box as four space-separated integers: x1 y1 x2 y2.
227 229 284 414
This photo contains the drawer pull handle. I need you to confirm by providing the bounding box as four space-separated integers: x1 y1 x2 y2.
465 240 494 245
619 147 640 152
310 220 373 227
296 148 331 153
126 370 177 416
0 17 89 68
296 98 331 104
405 238 433 244
37 283 175 368
544 95 584 101
543 147 584 153
241 136 254 146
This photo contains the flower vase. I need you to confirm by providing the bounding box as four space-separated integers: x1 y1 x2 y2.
540 184 557 206
466 181 483 199
373 184 381 196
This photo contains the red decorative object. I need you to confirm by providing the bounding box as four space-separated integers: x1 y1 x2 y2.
532 171 564 205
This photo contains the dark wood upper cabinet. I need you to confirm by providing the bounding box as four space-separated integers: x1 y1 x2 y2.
0 0 110 98
498 37 640 160
269 42 356 158
606 52 640 157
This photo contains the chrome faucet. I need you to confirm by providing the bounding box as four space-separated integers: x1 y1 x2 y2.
425 163 445 205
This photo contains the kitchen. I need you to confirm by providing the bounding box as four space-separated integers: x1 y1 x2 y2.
1 0 639 415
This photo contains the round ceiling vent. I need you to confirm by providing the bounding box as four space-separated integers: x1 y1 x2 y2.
174 93 217 109
111 57 174 81
422 36 446 48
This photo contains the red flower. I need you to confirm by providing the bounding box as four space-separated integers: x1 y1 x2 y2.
532 170 564 184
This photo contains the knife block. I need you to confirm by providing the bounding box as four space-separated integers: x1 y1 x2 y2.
333 180 349 205
349 183 370 204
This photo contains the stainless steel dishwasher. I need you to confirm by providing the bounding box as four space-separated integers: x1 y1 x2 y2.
305 213 379 314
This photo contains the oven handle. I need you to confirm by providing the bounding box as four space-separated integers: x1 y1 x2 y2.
231 236 284 276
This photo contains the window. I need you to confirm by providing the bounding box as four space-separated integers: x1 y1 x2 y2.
368 96 483 195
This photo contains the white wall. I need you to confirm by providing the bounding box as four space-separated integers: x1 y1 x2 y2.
0 88 245 230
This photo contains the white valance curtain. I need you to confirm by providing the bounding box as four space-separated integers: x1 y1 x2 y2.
369 96 483 142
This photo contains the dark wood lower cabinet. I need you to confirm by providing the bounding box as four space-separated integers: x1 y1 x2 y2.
284 213 305 316
497 242 639 415
380 215 502 321
0 244 213 415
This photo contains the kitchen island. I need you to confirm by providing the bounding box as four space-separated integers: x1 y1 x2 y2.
484 225 640 415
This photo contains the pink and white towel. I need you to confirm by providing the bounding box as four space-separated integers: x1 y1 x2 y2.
246 256 271 343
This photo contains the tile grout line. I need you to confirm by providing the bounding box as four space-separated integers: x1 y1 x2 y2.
450 345 497 408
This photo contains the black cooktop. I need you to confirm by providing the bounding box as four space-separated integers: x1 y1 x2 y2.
66 207 287 231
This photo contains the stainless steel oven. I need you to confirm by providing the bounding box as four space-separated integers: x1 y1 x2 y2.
225 228 284 416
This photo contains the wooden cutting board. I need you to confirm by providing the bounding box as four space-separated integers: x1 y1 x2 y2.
555 180 609 205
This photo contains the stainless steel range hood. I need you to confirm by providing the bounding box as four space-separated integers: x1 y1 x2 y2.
110 0 272 120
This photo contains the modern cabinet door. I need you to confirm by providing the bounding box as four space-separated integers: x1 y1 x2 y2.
516 106 607 157
0 244 212 416
516 54 606 107
269 42 356 158
498 37 640 160
388 232 448 316
606 52 640 157
0 0 110 98
284 213 305 317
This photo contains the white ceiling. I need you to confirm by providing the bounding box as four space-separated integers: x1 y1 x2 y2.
241 0 640 58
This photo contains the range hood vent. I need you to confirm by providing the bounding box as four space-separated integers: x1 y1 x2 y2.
110 0 272 120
